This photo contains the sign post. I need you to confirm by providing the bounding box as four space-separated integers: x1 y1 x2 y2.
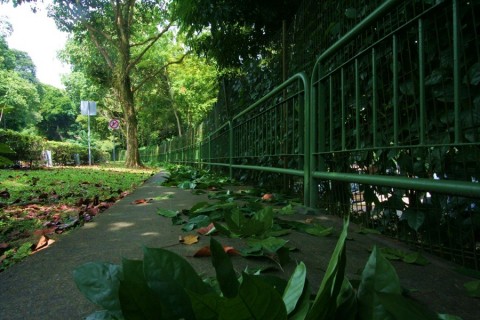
80 101 97 165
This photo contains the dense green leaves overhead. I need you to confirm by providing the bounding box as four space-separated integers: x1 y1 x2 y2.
174 0 302 68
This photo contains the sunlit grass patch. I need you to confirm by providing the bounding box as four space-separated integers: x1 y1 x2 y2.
0 164 159 271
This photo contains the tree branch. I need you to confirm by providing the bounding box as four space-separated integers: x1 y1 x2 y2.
126 20 173 74
85 24 115 69
132 53 188 94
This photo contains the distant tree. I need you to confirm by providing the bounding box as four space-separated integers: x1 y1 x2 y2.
167 54 218 131
12 49 37 83
37 84 77 140
0 18 15 70
0 69 40 131
0 15 42 131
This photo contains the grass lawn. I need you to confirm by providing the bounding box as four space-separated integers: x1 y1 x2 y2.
0 164 157 271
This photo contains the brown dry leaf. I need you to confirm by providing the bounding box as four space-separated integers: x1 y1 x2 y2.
0 243 9 250
223 246 240 256
193 246 211 257
193 245 239 257
197 223 216 235
261 193 274 201
179 234 200 245
34 235 49 251
33 237 55 253
132 198 152 205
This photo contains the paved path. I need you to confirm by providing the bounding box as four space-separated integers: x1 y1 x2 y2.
0 171 479 319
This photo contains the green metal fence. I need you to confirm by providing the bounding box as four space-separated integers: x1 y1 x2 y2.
310 0 480 268
140 0 480 269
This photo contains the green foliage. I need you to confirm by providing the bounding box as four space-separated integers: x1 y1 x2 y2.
0 129 44 164
378 247 430 266
161 164 232 190
174 0 301 69
0 130 108 166
46 140 108 165
0 242 32 271
0 142 14 165
74 224 458 319
37 84 78 141
0 69 41 131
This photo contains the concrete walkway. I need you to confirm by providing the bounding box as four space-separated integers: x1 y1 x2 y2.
0 171 479 319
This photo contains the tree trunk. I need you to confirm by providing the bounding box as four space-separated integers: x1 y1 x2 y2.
117 59 142 168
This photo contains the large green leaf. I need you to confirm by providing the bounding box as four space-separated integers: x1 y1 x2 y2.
143 247 212 319
305 225 333 237
182 215 211 231
380 247 430 266
288 280 312 320
157 208 178 218
305 219 349 320
236 273 287 320
276 219 332 237
404 208 425 231
357 246 402 320
333 279 357 320
193 202 237 214
118 259 161 320
224 209 245 235
246 237 288 253
282 262 307 314
254 206 274 232
188 291 221 320
376 292 437 320
218 296 251 320
210 238 239 298
73 262 123 319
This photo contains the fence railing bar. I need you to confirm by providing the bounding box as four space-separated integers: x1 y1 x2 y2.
312 171 480 198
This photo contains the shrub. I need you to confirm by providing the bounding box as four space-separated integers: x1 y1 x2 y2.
0 129 44 165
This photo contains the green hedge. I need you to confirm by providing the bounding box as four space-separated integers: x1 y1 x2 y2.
0 129 108 166
46 141 109 165
0 129 44 164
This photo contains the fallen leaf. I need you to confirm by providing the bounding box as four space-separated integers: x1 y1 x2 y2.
197 223 216 235
193 246 211 257
223 246 240 255
34 235 50 251
132 198 152 205
179 234 200 245
193 245 239 257
87 207 100 216
0 243 9 250
262 193 274 201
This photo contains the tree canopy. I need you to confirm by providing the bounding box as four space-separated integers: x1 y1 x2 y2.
174 0 302 68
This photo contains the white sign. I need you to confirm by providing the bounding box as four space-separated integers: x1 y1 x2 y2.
109 119 120 130
80 101 97 115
